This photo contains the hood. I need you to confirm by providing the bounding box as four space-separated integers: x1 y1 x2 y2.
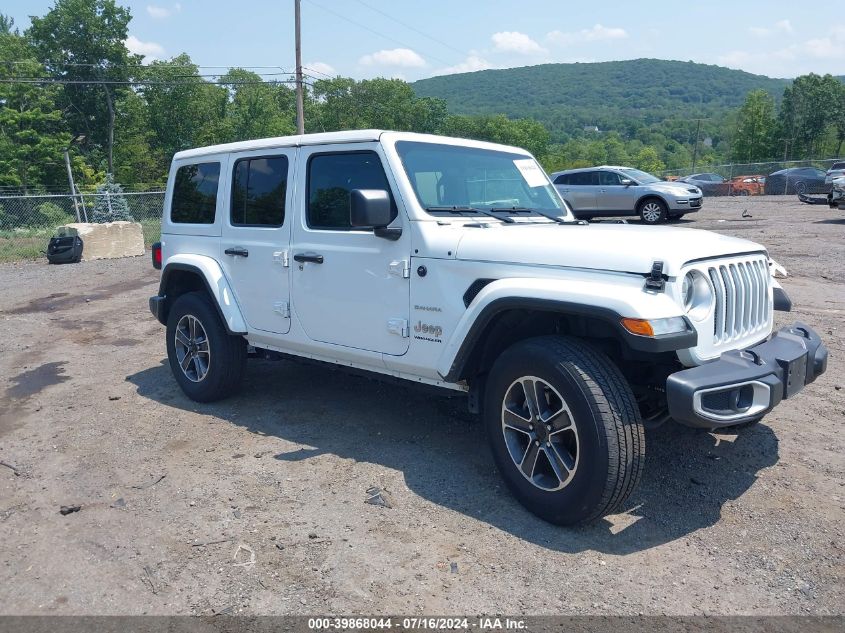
455 222 765 277
651 181 701 195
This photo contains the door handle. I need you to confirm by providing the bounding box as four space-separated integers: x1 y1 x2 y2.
293 252 324 264
224 246 249 257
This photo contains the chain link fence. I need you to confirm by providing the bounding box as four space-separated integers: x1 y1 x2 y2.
662 158 841 196
0 191 164 262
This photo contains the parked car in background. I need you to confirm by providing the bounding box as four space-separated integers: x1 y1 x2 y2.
825 161 845 184
550 166 703 224
677 173 732 196
764 167 829 195
729 175 765 196
829 176 844 210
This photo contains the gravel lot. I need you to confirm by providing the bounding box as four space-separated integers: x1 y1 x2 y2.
0 196 842 616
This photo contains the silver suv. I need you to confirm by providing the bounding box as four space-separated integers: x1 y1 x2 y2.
551 166 703 224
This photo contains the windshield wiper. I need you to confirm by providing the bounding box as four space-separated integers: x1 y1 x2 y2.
489 206 569 225
425 205 515 224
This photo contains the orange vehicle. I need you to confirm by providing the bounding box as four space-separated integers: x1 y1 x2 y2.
729 175 766 196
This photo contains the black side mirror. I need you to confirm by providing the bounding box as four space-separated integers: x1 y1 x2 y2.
350 189 401 240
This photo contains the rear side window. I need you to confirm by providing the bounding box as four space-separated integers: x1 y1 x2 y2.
171 162 220 224
571 171 598 186
231 156 288 226
306 151 396 230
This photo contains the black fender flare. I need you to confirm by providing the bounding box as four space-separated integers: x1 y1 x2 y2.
442 297 696 382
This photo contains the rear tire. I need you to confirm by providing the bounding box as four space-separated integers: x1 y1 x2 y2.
166 291 246 402
484 336 645 525
639 199 667 224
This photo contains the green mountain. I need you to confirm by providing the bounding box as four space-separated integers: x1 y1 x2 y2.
412 59 793 141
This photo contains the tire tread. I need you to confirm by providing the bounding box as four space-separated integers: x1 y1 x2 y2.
523 336 645 522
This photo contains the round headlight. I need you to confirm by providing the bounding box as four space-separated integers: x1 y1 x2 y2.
682 270 713 321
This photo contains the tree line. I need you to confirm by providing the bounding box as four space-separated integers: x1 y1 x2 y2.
1 0 843 197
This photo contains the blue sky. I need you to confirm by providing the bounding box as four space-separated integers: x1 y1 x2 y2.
4 1 844 80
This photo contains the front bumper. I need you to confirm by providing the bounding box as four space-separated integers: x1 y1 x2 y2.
666 323 828 428
668 197 703 212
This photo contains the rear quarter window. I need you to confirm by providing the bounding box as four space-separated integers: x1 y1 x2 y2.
171 162 221 224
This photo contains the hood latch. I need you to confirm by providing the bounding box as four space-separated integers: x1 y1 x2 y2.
644 260 666 292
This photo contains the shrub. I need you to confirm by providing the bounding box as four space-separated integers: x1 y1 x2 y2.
91 174 134 223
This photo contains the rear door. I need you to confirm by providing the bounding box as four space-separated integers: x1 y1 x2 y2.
561 171 597 213
220 149 295 335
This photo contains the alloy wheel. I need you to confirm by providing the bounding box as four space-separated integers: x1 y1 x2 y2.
500 376 579 491
174 314 211 382
641 202 663 223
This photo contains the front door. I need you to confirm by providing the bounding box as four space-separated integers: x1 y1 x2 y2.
595 170 636 214
220 149 294 335
290 145 410 356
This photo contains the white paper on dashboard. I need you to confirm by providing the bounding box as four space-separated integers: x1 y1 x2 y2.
513 159 548 188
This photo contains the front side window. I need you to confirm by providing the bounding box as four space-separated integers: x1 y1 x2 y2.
307 151 396 230
396 141 565 220
599 171 622 186
171 162 220 224
231 156 288 227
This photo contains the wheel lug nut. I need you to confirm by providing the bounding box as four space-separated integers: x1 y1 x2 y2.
546 425 552 431
528 424 534 431
546 441 551 447
534 440 540 446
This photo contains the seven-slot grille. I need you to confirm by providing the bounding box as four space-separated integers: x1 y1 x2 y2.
707 257 770 343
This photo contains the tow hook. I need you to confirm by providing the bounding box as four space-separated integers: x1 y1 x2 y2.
644 260 666 292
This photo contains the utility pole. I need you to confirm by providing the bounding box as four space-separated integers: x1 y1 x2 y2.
64 149 81 223
295 0 305 134
691 118 703 173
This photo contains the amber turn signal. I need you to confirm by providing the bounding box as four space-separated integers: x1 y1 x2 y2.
621 318 655 336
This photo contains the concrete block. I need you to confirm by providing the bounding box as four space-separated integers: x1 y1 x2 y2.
58 222 145 261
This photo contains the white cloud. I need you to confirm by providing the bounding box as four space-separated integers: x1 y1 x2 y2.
125 35 165 61
804 26 845 58
305 61 337 77
491 31 546 55
435 54 494 76
749 20 793 37
146 3 181 19
146 5 171 18
546 24 627 46
359 48 426 68
718 26 845 76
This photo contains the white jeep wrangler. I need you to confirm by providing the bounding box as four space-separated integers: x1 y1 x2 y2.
149 130 828 525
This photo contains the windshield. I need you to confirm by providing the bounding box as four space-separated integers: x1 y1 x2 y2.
620 168 661 185
395 141 569 220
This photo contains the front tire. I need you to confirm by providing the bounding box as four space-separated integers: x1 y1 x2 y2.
484 336 645 525
639 199 667 224
166 291 246 402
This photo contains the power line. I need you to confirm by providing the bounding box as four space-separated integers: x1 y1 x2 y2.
303 0 454 67
0 78 310 86
352 0 467 57
3 60 295 72
302 65 335 80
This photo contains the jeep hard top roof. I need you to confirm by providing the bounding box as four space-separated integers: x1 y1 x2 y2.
173 130 534 161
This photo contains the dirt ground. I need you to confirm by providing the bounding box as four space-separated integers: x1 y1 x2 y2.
0 196 842 616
